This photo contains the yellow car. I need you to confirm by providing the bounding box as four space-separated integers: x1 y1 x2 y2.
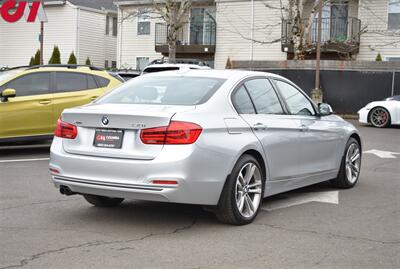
0 65 123 142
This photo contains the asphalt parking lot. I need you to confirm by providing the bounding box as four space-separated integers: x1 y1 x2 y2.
0 120 399 269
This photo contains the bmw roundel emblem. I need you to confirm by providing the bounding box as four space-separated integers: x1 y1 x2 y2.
101 116 109 126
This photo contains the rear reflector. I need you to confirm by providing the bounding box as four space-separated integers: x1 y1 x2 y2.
152 180 178 185
49 167 60 174
140 121 202 145
54 118 78 139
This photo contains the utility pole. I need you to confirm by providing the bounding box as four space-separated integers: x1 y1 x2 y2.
311 0 324 104
315 0 322 91
40 0 44 65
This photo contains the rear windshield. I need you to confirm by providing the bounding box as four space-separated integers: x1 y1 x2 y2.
97 76 225 106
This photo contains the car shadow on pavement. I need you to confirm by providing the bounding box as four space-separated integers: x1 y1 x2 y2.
51 181 337 229
0 139 51 158
56 198 217 229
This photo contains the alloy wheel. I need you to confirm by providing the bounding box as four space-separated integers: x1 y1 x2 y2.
235 162 262 218
370 107 389 127
345 143 361 184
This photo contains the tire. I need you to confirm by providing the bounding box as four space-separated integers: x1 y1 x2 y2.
216 155 265 225
369 107 391 128
83 194 124 207
330 138 361 188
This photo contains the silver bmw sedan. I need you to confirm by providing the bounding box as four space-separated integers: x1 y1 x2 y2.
50 70 362 225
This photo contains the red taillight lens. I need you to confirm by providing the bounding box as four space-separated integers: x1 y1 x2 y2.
140 121 202 145
54 118 78 139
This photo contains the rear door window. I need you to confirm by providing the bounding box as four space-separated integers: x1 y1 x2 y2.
244 79 284 114
87 75 98 89
55 72 87 93
94 76 110 87
5 72 50 97
232 85 256 114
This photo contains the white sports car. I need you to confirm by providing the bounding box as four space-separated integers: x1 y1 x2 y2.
358 95 400 128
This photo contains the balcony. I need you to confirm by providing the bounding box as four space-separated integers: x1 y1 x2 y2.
281 17 361 58
155 22 216 57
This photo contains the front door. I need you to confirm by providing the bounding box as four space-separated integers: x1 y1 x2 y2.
272 79 342 177
0 72 52 139
232 78 300 182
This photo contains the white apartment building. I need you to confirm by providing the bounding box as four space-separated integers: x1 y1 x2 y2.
116 0 400 70
0 0 118 68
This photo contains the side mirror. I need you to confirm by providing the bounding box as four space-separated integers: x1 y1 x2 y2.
1 88 16 102
318 103 333 116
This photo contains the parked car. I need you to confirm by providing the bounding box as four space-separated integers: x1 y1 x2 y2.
141 63 211 74
116 70 141 81
0 65 123 142
50 70 362 225
358 95 400 128
148 58 210 67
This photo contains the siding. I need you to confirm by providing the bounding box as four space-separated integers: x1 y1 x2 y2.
118 6 162 69
77 9 117 67
214 0 286 69
0 5 77 67
357 0 400 60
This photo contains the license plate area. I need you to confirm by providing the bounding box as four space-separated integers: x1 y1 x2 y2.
93 129 124 149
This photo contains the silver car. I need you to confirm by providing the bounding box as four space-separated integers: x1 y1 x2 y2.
50 70 362 225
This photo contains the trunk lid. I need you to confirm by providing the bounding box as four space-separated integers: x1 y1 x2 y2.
61 104 195 160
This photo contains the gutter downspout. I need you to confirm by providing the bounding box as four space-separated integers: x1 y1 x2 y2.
76 7 80 63
250 0 254 70
118 8 123 69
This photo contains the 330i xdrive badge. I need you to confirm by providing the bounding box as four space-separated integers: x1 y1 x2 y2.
50 70 362 225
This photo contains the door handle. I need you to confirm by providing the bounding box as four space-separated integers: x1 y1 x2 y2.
253 123 268 131
39 99 51 105
91 96 99 101
299 124 309 132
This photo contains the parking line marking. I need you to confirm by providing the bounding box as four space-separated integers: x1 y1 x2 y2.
261 190 339 211
364 149 400 159
0 158 50 163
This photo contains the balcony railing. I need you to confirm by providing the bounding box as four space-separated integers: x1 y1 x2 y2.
155 21 216 47
281 17 361 54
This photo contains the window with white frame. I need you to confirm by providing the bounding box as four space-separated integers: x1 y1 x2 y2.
136 57 149 71
137 12 151 35
389 0 400 30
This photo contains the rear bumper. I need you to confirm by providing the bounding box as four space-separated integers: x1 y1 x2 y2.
50 137 231 205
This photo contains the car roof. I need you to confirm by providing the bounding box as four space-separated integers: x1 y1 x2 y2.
141 69 288 81
0 65 110 85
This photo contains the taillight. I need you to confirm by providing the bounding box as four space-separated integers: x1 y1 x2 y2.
140 121 202 145
54 118 77 139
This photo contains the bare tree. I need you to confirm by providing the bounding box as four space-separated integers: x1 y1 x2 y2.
153 0 192 63
224 0 400 60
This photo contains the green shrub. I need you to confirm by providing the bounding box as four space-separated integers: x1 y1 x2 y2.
33 50 41 65
48 46 61 64
68 51 77 64
29 56 35 66
85 57 91 66
375 53 382 62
